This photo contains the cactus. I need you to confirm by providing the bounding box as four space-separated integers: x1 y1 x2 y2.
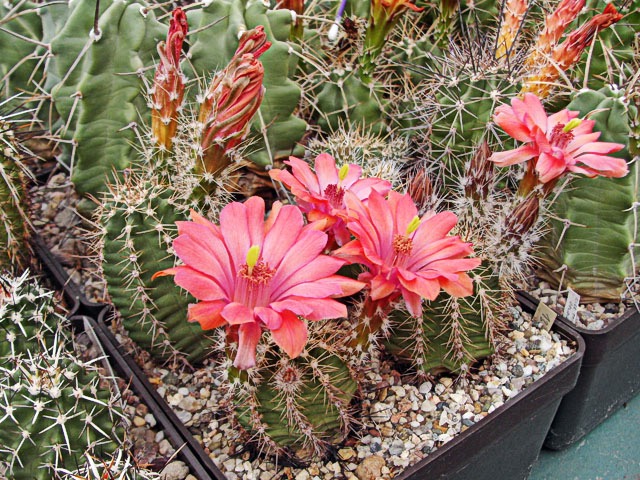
0 105 31 271
222 323 357 461
538 85 640 302
0 272 124 480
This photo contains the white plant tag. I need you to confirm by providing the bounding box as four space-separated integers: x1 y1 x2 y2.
533 301 557 330
563 288 580 323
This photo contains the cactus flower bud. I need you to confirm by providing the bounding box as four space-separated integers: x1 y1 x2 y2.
198 54 266 175
495 0 529 61
151 8 188 151
235 25 272 59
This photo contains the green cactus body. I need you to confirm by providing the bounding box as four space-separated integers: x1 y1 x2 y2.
185 0 306 167
0 273 123 480
386 271 501 374
227 339 357 461
44 0 165 197
0 1 44 98
539 86 639 302
98 171 217 364
0 119 29 270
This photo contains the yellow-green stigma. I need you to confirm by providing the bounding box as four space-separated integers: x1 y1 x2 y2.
338 164 349 181
406 216 421 235
246 245 260 275
563 118 582 132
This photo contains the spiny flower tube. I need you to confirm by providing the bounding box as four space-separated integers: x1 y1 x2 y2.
522 3 622 97
197 27 270 175
335 190 480 318
269 154 392 247
154 197 363 370
151 8 188 151
489 93 626 195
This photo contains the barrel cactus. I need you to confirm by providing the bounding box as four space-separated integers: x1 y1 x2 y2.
0 272 124 480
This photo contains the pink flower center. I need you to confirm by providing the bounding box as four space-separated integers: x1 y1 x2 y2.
237 261 275 307
324 184 346 208
550 124 574 150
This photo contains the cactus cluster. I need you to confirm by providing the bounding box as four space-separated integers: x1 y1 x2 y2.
0 272 125 480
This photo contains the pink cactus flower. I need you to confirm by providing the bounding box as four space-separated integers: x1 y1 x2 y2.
154 197 363 370
489 93 627 186
334 190 480 318
269 154 392 246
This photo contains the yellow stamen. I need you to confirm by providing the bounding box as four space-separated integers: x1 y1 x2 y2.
406 216 421 235
338 164 349 182
563 118 582 132
246 245 260 275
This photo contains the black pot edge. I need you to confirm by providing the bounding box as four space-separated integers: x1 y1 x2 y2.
397 293 585 480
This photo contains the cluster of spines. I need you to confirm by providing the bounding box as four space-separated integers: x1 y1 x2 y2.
0 272 124 480
219 322 358 462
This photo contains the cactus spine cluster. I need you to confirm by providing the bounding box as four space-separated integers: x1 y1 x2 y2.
0 272 124 480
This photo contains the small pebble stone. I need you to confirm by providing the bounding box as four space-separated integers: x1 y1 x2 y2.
160 461 189 480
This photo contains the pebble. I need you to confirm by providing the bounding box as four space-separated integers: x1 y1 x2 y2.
370 402 393 422
160 461 189 480
132 416 146 427
355 455 386 480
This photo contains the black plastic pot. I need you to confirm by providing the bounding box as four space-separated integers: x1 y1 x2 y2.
36 237 585 479
398 293 584 480
517 291 640 450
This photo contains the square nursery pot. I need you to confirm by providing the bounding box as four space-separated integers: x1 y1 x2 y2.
519 292 640 450
36 237 584 479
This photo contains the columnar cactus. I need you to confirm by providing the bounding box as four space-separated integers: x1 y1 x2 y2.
538 85 639 301
0 272 124 480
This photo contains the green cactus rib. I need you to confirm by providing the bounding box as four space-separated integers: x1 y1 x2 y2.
100 174 216 364
185 0 306 167
45 0 165 197
232 347 357 458
539 86 638 302
0 273 123 480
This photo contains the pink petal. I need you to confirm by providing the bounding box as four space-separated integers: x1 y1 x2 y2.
272 255 345 299
388 191 419 236
173 267 227 301
262 204 304 268
402 289 423 318
566 131 600 151
270 299 314 317
341 163 364 189
322 274 366 297
186 209 222 238
489 145 537 167
255 307 283 330
574 154 628 177
172 227 233 288
370 274 397 300
521 93 548 131
286 156 321 194
494 106 534 142
294 297 348 320
314 153 339 191
536 151 568 183
234 322 262 369
398 271 441 301
244 196 266 246
219 201 252 272
348 177 392 201
441 273 475 298
412 211 457 245
573 141 624 156
271 311 307 359
221 302 255 325
188 301 227 329
282 280 343 298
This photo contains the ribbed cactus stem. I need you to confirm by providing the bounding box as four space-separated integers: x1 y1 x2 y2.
348 294 398 351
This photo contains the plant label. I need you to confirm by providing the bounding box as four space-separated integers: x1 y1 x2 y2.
534 301 557 330
563 288 580 323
